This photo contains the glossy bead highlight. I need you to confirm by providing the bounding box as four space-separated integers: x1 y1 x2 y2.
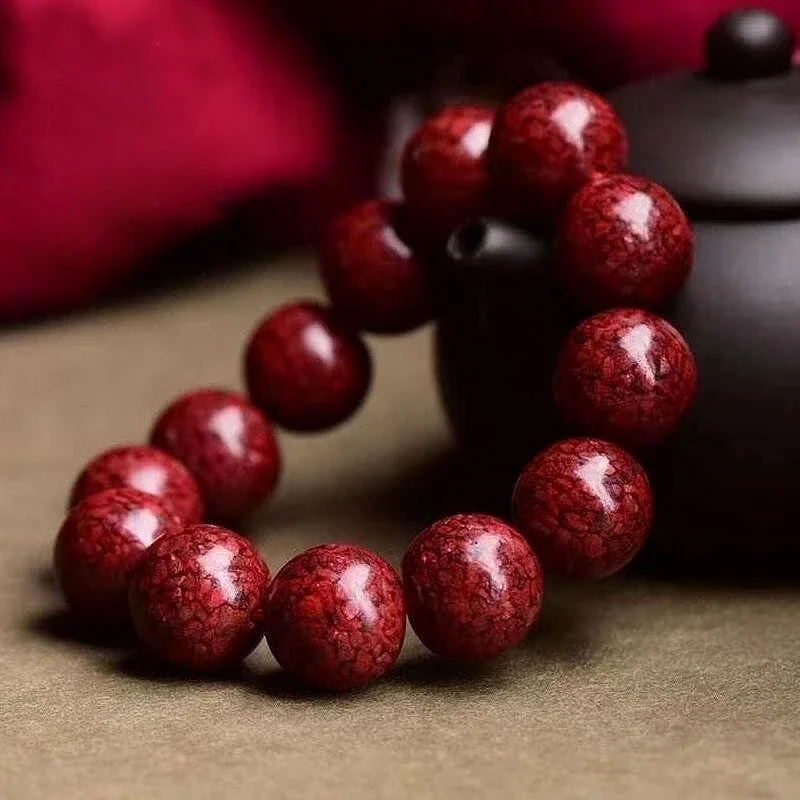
513 438 653 578
402 513 543 661
558 174 693 310
245 301 372 432
554 309 698 448
55 488 184 626
129 525 270 672
151 389 281 524
320 199 432 333
264 544 406 691
401 103 495 241
488 81 627 219
69 444 204 524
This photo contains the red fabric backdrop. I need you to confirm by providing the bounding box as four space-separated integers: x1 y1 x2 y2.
1 0 799 320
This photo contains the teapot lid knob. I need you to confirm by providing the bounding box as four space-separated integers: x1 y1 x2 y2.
705 8 795 80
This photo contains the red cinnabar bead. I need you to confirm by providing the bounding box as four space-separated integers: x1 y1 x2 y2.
245 301 372 432
54 488 184 626
320 199 432 334
488 81 627 218
557 174 693 310
264 544 406 692
402 513 543 661
401 103 495 241
512 438 653 579
150 389 280 525
554 309 698 449
69 444 204 524
129 524 270 672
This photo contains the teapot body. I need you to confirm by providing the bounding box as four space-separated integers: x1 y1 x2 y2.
436 8 800 572
434 220 572 497
648 217 800 570
435 217 800 571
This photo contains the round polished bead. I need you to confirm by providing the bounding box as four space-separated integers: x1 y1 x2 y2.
264 544 406 692
320 199 432 334
245 301 372 432
54 488 184 626
554 309 698 449
512 438 653 579
488 81 627 218
69 444 204 524
557 174 693 310
150 389 280 524
402 513 543 661
401 103 495 241
129 524 270 672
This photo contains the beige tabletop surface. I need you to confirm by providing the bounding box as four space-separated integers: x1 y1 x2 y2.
1 257 799 799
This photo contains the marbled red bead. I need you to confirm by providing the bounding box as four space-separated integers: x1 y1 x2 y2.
54 488 184 626
129 524 270 672
69 444 204 524
264 544 406 692
558 174 693 310
512 438 653 579
488 81 627 219
554 309 698 449
402 513 543 661
401 103 495 241
150 389 280 524
245 301 372 432
320 199 432 334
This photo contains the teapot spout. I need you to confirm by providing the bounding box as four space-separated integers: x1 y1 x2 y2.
446 217 552 280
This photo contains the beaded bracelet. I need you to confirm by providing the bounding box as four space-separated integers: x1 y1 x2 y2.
52 81 697 692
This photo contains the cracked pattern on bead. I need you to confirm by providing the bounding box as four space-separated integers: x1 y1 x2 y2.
70 444 204 524
488 82 627 218
554 309 697 448
245 302 372 432
321 200 432 334
129 525 270 672
402 513 543 661
264 544 406 691
558 174 693 310
513 438 653 579
151 389 281 524
401 103 495 240
55 488 184 625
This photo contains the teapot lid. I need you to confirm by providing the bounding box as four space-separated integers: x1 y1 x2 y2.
610 9 800 216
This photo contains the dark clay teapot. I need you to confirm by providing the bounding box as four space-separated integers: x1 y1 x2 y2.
436 9 800 574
